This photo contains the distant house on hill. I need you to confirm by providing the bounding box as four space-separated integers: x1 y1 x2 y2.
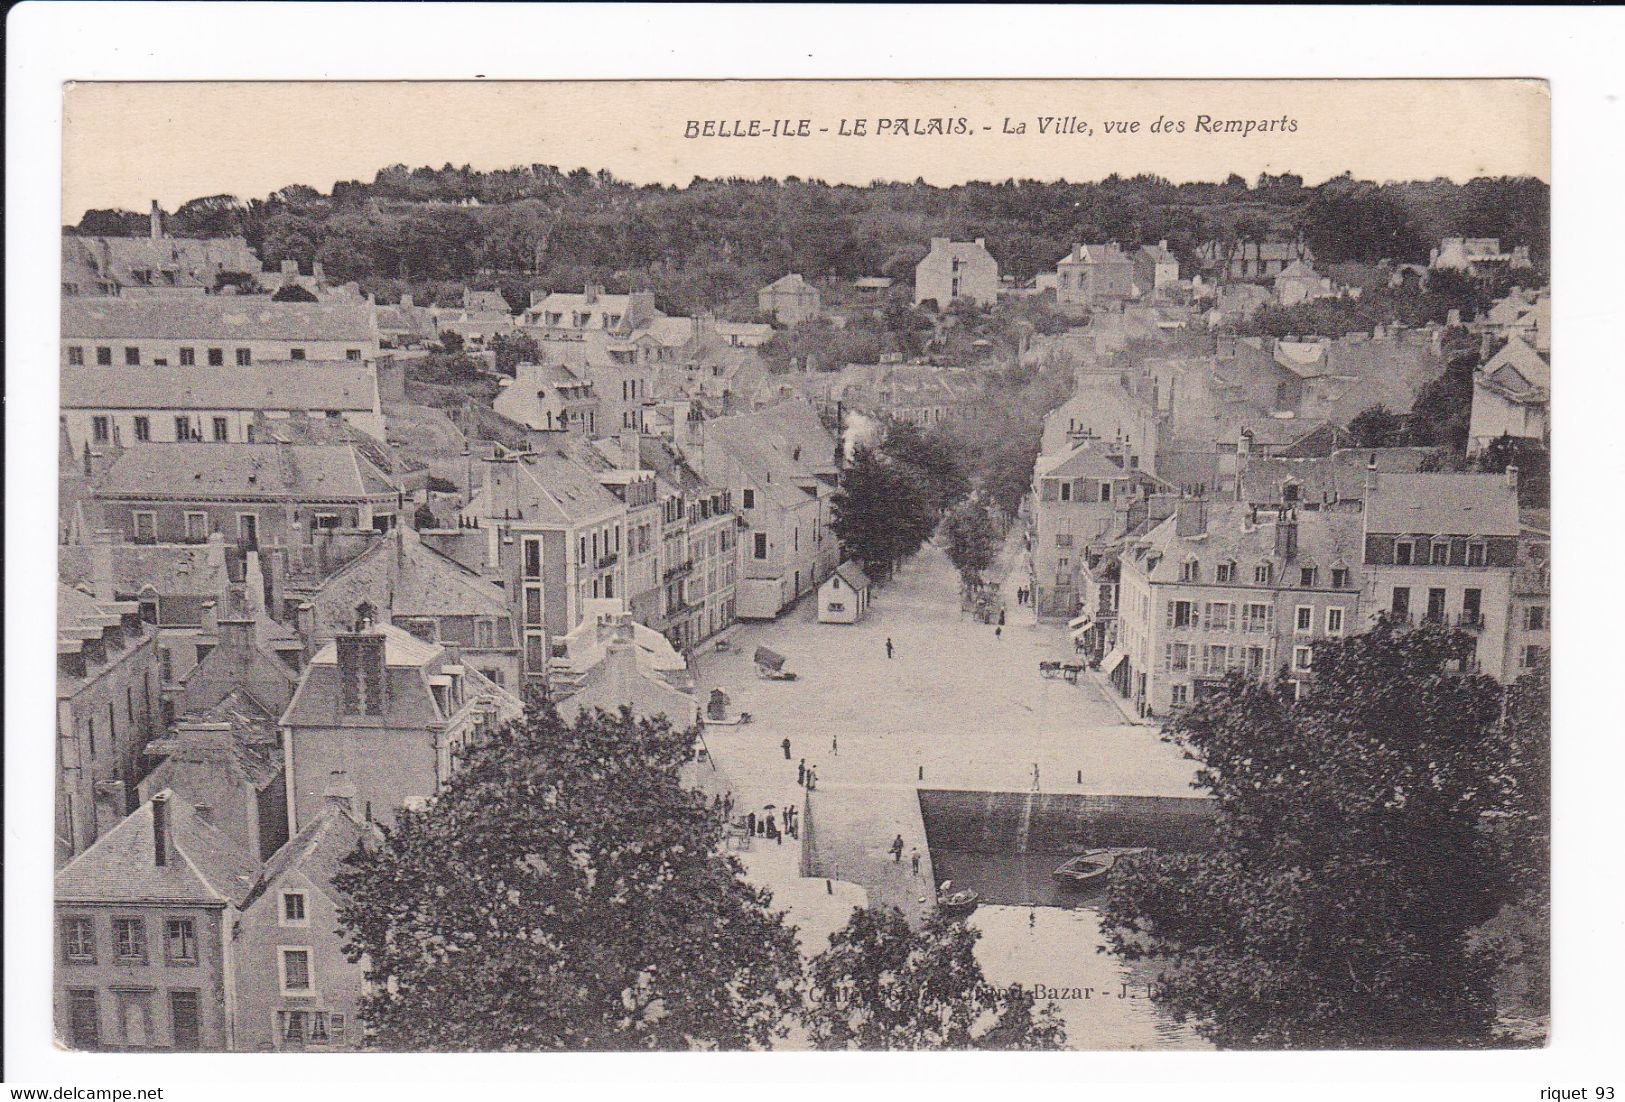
914 238 998 309
758 273 821 325
1196 239 1314 282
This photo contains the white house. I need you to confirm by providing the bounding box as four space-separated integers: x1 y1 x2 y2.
818 561 872 624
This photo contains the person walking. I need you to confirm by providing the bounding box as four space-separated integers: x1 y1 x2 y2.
807 767 817 792
886 637 894 660
781 736 792 760
995 625 1002 640
797 758 806 786
910 847 921 876
747 811 757 835
998 607 1006 627
831 734 839 756
890 834 905 863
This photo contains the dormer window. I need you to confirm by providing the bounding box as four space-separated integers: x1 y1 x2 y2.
1216 561 1236 584
1180 559 1200 583
1467 541 1486 567
1430 540 1450 566
1282 481 1301 504
1299 566 1318 588
1254 563 1273 585
1394 539 1415 566
1059 481 1072 502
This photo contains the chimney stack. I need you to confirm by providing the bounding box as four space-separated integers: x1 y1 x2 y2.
1274 509 1299 561
1174 496 1208 538
1506 464 1519 494
1365 456 1379 497
200 599 219 637
151 791 172 867
150 200 163 241
336 624 387 716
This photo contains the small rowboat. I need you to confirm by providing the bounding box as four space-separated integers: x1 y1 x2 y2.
1051 852 1111 887
1052 847 1146 888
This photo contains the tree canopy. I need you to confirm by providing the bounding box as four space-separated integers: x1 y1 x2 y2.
803 907 1065 1050
334 705 802 1050
1101 621 1546 1048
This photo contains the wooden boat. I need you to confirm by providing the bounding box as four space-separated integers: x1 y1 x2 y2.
937 888 980 917
1052 847 1146 888
1051 851 1112 887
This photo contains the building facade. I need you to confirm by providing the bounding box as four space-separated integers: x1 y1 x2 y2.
914 238 999 309
62 298 382 369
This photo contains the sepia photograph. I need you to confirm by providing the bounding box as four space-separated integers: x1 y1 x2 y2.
6 5 1620 1095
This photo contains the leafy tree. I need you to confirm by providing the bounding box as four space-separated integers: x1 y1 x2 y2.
170 193 247 238
271 282 319 303
803 907 1065 1050
489 333 541 376
1476 434 1549 509
1405 332 1479 450
880 421 969 515
1101 622 1534 1048
1348 405 1402 448
1299 184 1427 265
831 445 935 575
335 705 803 1050
438 329 466 354
943 501 1002 589
412 502 438 530
71 208 148 236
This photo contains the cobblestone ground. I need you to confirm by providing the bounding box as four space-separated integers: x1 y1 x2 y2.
693 539 1205 1049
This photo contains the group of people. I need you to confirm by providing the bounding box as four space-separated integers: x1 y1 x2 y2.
1015 586 1031 606
797 757 819 791
740 804 798 845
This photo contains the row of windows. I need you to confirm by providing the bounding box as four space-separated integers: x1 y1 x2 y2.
65 986 201 1050
90 410 345 445
67 345 363 366
1392 537 1489 567
1389 586 1485 624
61 915 196 966
1168 599 1347 637
1180 561 1351 589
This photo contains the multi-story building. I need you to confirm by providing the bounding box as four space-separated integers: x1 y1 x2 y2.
1505 516 1551 677
54 790 259 1051
1195 239 1314 282
1468 335 1549 455
301 525 520 691
62 297 382 369
914 238 999 309
57 585 164 864
138 717 288 865
1360 468 1520 681
635 435 739 650
91 442 402 551
492 361 600 442
1029 436 1165 619
1273 260 1337 307
61 205 264 298
233 793 377 1052
60 363 386 452
1055 243 1135 307
1132 241 1180 299
1430 237 1534 278
689 401 838 619
1114 499 1364 715
278 615 522 833
459 452 629 689
757 273 822 326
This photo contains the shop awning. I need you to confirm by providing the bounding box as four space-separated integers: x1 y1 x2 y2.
1102 647 1128 676
1071 626 1092 644
1067 613 1093 630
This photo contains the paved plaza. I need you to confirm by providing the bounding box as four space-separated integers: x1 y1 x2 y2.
693 539 1199 925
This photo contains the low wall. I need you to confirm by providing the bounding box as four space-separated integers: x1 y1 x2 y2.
917 788 1215 855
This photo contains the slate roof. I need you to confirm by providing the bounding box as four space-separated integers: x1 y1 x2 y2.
94 443 398 501
705 401 839 509
1364 473 1520 536
63 297 380 342
243 804 377 914
59 540 230 599
1238 447 1432 506
470 452 626 527
834 561 871 591
62 235 263 292
1481 336 1550 394
316 527 511 621
61 363 378 412
761 273 815 294
1134 501 1363 585
55 790 260 907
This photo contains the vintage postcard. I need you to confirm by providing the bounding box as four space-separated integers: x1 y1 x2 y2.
40 73 1551 1061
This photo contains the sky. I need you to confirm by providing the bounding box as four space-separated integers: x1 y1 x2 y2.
62 79 1549 221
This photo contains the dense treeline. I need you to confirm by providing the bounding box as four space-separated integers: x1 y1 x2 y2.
71 168 1547 315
